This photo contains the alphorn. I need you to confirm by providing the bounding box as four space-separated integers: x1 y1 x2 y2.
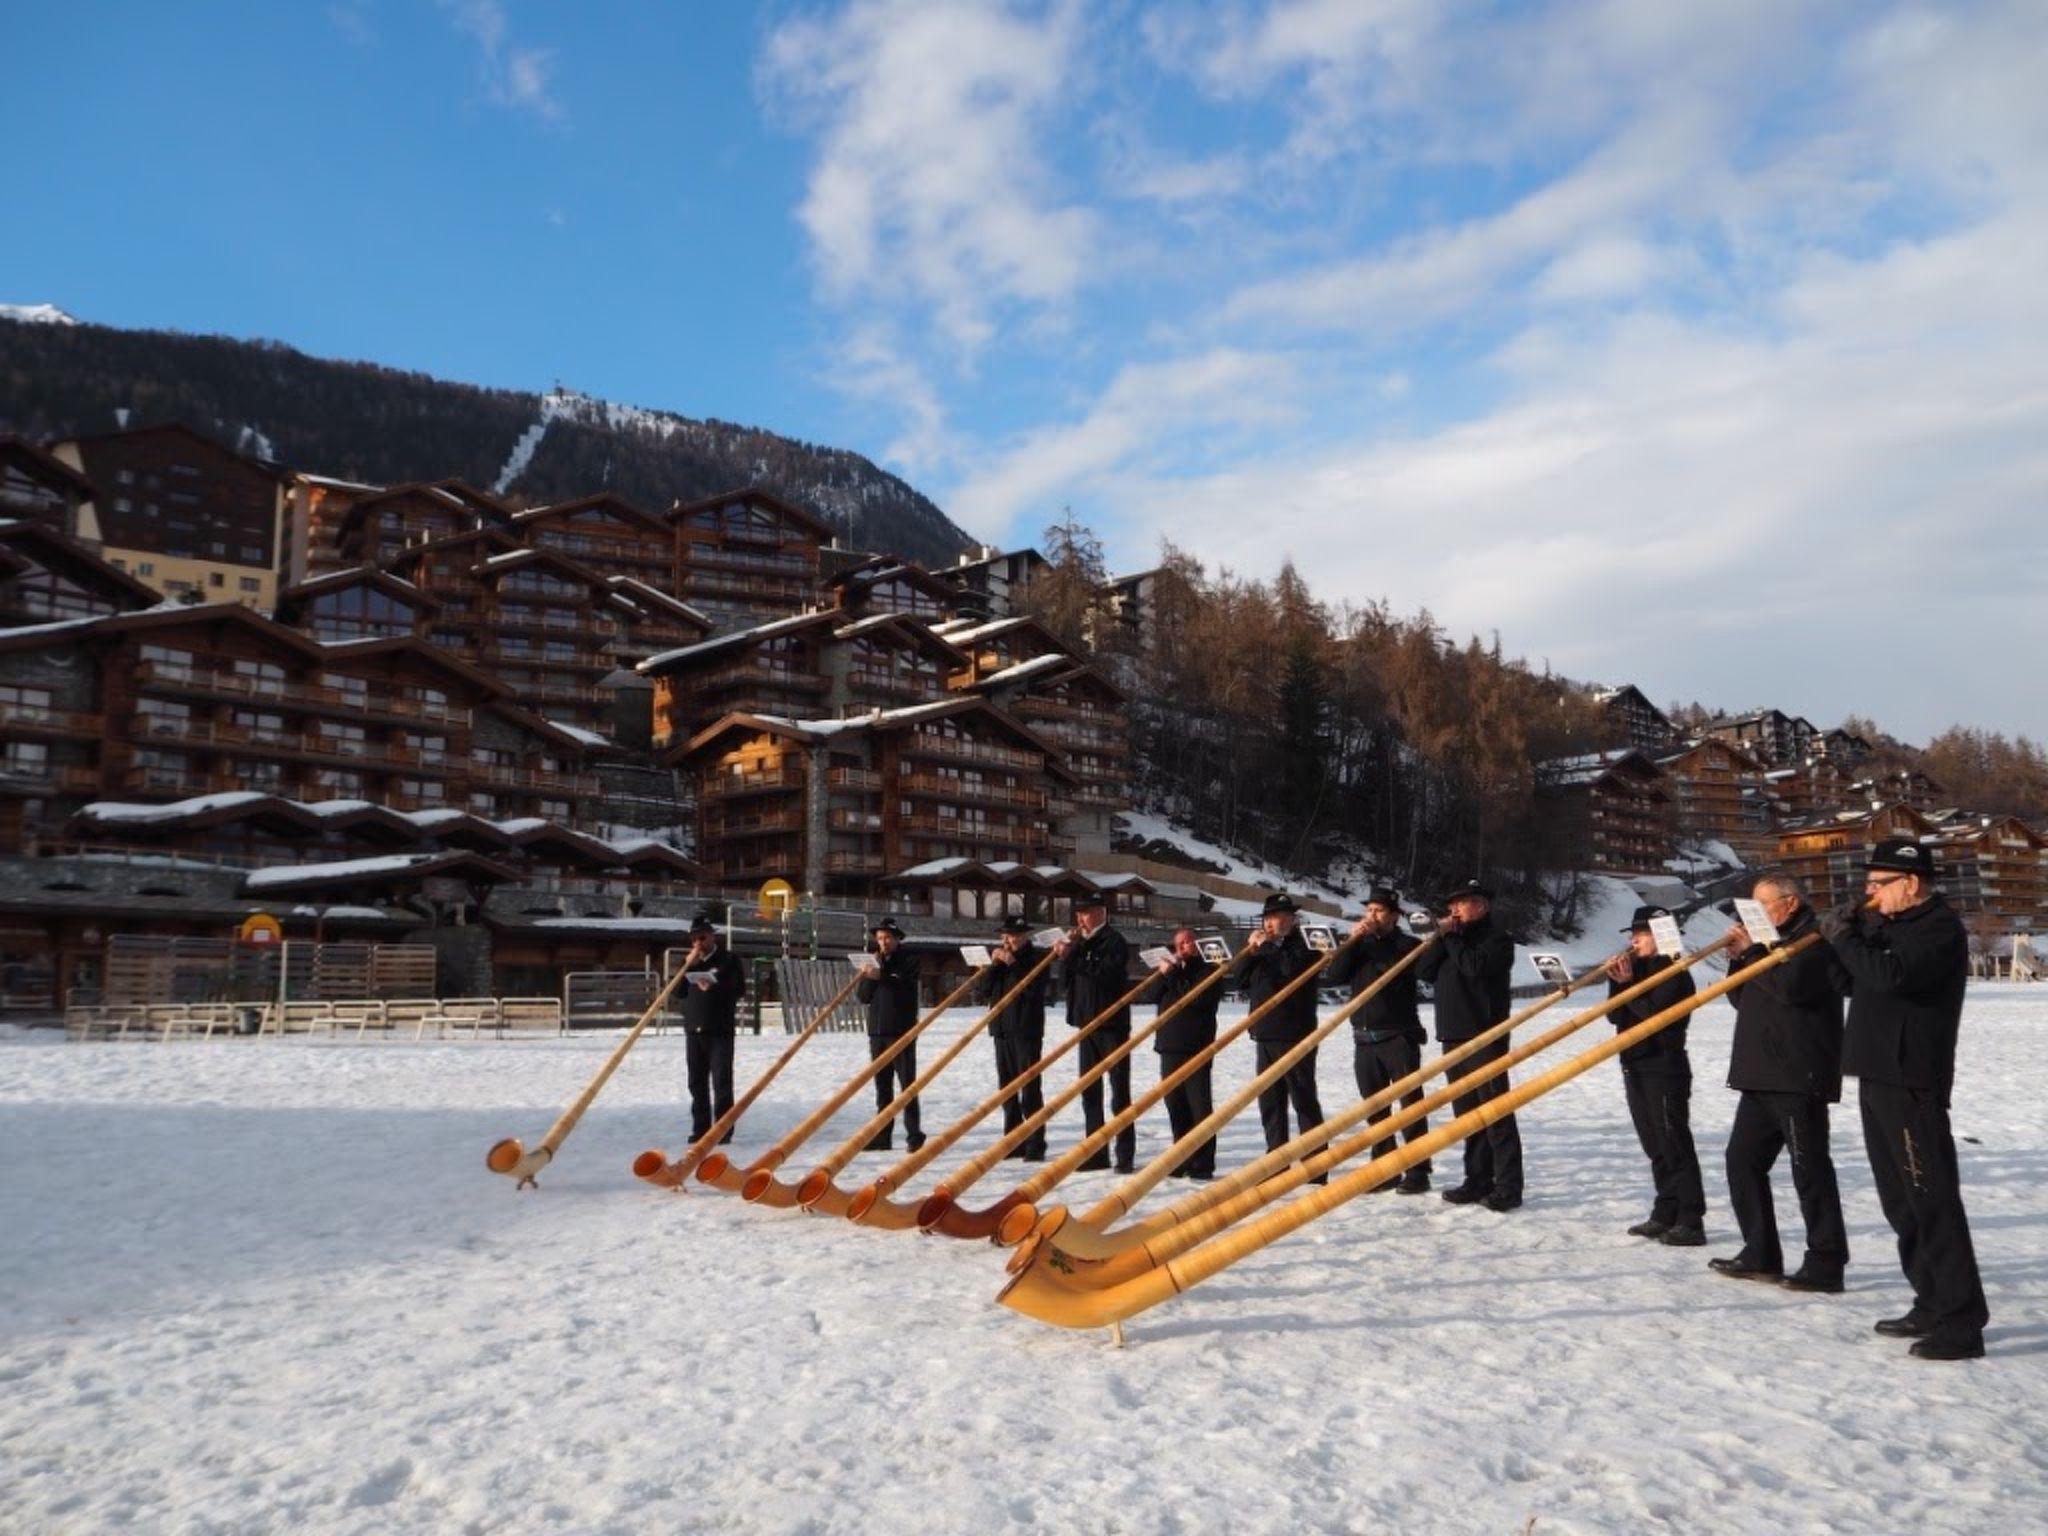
693 964 991 1200
843 965 1163 1229
1023 941 1724 1273
996 934 1820 1330
992 934 1437 1249
790 950 1060 1216
1043 940 1627 1260
485 964 693 1189
630 970 863 1190
922 933 1359 1240
911 957 1239 1238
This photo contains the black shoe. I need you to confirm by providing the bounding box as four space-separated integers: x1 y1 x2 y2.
1627 1219 1670 1239
1307 1173 1329 1186
1658 1224 1706 1248
864 1136 893 1154
1077 1151 1111 1172
906 1132 926 1153
1441 1184 1491 1205
1708 1256 1783 1283
719 1130 734 1145
1020 1147 1047 1163
1396 1169 1431 1195
1909 1333 1984 1361
1482 1190 1522 1213
1114 1160 1136 1175
1779 1266 1844 1294
1186 1170 1216 1182
1874 1311 1934 1339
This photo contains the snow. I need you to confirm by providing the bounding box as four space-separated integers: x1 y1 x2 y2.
3 986 2044 1533
79 792 274 824
1115 810 1359 909
545 720 613 749
0 301 77 325
243 853 439 888
976 653 1070 687
636 611 830 672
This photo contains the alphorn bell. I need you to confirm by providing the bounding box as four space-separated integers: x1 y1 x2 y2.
925 931 1360 1241
791 949 1060 1216
1044 940 1627 1261
693 964 992 1200
486 963 693 1190
996 934 1822 1331
843 964 1163 1229
630 969 863 1190
1024 940 1725 1275
911 955 1239 1238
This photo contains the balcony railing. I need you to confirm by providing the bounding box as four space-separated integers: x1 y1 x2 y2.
701 766 805 799
899 812 1042 840
903 731 1040 772
474 763 599 795
898 772 1046 811
829 808 883 832
134 717 455 775
0 701 102 736
825 851 886 874
845 667 943 699
131 661 472 728
704 809 804 839
697 659 828 693
827 766 883 792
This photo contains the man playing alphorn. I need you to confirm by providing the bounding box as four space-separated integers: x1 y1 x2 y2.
856 918 925 1153
1417 878 1524 1211
1329 887 1431 1195
981 916 1049 1161
1605 905 1706 1246
1057 893 1136 1173
1230 893 1326 1177
1151 927 1222 1181
1831 838 1989 1360
681 913 747 1143
1711 874 1850 1291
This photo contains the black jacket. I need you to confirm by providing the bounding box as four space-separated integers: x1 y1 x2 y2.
1726 905 1850 1100
857 949 923 1038
680 945 747 1036
1062 923 1133 1039
1152 956 1221 1055
1606 952 1696 1070
1231 928 1321 1044
1415 916 1513 1042
1326 930 1424 1043
979 944 1048 1040
1835 894 1970 1103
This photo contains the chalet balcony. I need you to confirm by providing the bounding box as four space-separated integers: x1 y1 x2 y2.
825 851 886 874
902 732 1040 773
519 678 603 707
474 763 600 795
700 766 805 800
703 809 805 839
130 661 472 729
1015 695 1121 725
0 701 102 738
685 545 814 577
697 659 828 694
679 569 812 601
1071 784 1128 809
829 808 883 832
827 766 883 792
898 772 1046 812
118 764 208 795
134 717 456 776
899 812 1042 841
478 643 613 672
845 667 944 700
0 761 102 794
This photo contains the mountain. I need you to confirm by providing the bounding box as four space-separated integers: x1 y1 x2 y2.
0 315 979 566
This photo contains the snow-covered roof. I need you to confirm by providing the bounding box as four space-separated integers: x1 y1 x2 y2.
636 610 832 672
977 654 1070 687
519 916 696 932
244 854 439 889
546 720 613 749
606 576 710 627
80 792 273 824
896 857 977 878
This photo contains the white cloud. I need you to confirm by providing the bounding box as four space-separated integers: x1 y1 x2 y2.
832 326 955 477
762 0 1095 353
438 0 563 124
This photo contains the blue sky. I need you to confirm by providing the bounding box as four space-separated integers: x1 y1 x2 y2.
7 1 2046 743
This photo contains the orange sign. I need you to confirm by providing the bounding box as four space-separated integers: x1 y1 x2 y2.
756 878 795 919
238 912 284 946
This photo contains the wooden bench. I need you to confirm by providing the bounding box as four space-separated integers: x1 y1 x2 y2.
498 997 565 1037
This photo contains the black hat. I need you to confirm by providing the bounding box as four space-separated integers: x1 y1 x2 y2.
1869 838 1935 877
998 916 1032 936
1624 904 1672 933
1446 878 1493 902
871 917 905 938
688 913 718 935
1260 893 1300 916
1363 886 1401 911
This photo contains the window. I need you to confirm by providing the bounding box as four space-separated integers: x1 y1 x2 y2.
0 685 54 710
2 741 50 775
239 577 261 594
209 572 225 588
240 546 265 563
138 561 155 576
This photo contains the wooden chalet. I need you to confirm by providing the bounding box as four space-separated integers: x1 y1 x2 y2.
1705 709 1821 769
1595 684 1678 754
1535 749 1671 873
513 493 675 595
0 521 160 627
1774 802 1940 910
670 488 832 633
1653 737 1769 860
1 436 99 538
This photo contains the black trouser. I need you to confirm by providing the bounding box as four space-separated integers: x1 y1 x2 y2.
1622 1058 1704 1227
686 1032 735 1139
1077 1028 1134 1167
1157 1050 1216 1177
1444 1034 1523 1197
994 1033 1046 1156
867 1034 921 1146
1859 1081 1988 1339
1725 1089 1846 1275
1255 1038 1324 1155
1353 1034 1431 1174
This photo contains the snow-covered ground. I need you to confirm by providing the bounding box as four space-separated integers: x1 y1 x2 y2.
4 988 2044 1535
